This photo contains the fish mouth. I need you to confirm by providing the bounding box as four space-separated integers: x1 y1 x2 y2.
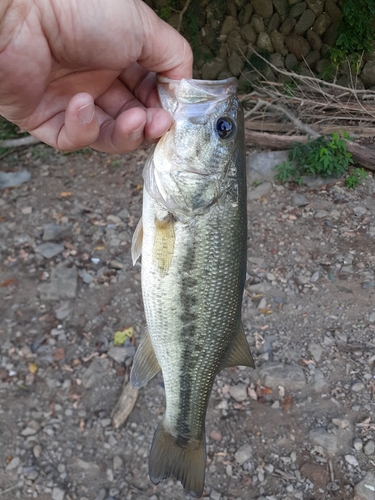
157 76 238 114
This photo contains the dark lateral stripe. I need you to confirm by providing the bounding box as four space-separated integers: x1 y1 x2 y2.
176 242 198 444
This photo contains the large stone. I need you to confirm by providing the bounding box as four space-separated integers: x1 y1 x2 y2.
306 0 324 16
270 30 287 54
323 22 339 47
273 0 288 20
285 53 298 70
201 58 227 80
257 32 274 53
279 17 296 36
295 9 316 35
201 24 215 47
251 14 265 34
313 13 332 36
227 30 247 54
285 35 310 60
360 60 375 87
247 150 289 183
228 51 245 76
303 49 320 69
267 12 280 33
306 29 322 51
258 362 306 391
241 24 257 45
325 0 343 24
235 444 252 465
220 16 239 36
269 52 284 68
354 472 375 500
251 0 273 19
290 2 307 18
0 170 31 189
39 264 77 301
238 3 253 25
309 428 339 456
35 242 64 259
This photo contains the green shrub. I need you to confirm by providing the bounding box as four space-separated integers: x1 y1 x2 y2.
275 132 354 184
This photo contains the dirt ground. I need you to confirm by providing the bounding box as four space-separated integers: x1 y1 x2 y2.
1 142 375 500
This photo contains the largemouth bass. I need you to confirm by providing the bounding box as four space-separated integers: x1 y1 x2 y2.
130 76 254 498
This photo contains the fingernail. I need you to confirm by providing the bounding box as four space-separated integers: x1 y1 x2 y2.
129 123 145 142
78 102 95 124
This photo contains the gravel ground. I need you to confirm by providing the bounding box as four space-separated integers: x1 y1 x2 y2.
1 142 375 500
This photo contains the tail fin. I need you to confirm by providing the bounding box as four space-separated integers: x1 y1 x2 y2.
149 420 206 498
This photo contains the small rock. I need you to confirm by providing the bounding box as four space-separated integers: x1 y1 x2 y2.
72 458 101 474
35 243 64 259
308 342 322 362
94 490 107 500
80 269 94 284
314 370 326 392
210 430 222 442
6 456 20 471
353 438 363 451
369 312 375 323
21 206 32 214
235 444 252 465
345 455 359 467
52 487 65 500
113 456 123 470
363 440 375 456
21 420 41 436
33 444 42 458
82 358 110 389
229 384 248 402
43 223 71 241
292 194 309 207
310 271 320 283
109 260 124 270
210 490 222 500
351 380 365 392
101 418 111 428
0 170 31 188
309 428 338 456
353 206 367 217
258 362 306 391
248 182 272 200
332 417 350 429
54 302 70 320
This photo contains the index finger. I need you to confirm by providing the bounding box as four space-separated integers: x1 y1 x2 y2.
136 1 193 80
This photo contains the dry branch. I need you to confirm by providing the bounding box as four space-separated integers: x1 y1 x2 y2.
111 379 138 429
0 135 41 148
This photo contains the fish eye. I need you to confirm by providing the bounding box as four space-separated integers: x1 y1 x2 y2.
216 117 236 140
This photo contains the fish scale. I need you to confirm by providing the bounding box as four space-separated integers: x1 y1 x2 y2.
130 76 254 498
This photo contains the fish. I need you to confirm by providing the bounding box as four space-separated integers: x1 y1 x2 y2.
130 75 254 498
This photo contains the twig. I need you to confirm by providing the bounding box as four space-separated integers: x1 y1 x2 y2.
111 378 138 429
0 483 21 496
0 135 41 148
176 0 191 32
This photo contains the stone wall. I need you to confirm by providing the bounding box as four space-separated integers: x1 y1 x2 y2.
147 0 375 90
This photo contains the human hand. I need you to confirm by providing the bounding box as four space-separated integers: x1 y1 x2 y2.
0 0 192 153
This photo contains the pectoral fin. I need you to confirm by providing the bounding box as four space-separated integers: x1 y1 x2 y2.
130 329 161 388
223 322 255 369
131 217 143 265
153 215 175 274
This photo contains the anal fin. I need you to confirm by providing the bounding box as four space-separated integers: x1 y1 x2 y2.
130 329 161 388
223 322 255 369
